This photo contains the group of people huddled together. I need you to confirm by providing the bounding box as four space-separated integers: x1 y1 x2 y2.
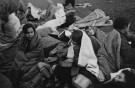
1 0 135 88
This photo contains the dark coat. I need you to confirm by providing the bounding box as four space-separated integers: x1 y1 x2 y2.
120 32 135 68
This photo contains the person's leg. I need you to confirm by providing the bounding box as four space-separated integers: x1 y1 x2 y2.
20 73 44 88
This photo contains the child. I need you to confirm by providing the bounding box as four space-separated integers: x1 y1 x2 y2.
71 30 101 88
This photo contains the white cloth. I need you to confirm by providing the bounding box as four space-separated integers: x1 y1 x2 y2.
36 3 66 34
104 68 132 83
28 3 41 20
55 3 66 24
8 13 21 37
78 31 101 79
65 30 72 38
110 68 131 79
67 45 74 60
36 19 59 33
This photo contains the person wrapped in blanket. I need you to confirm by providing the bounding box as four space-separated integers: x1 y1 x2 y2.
12 23 51 88
0 0 24 88
95 68 135 88
43 29 101 88
71 30 103 88
113 17 135 68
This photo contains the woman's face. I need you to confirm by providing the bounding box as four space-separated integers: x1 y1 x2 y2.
25 27 35 40
114 72 126 83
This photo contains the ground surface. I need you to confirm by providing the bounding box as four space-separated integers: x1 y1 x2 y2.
26 0 135 31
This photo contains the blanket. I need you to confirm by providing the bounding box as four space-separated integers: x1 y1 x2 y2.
74 9 113 28
78 31 102 80
98 29 121 80
28 3 41 20
36 3 66 34
43 0 58 22
15 33 44 72
41 36 61 49
37 27 53 37
0 19 18 51
92 27 107 43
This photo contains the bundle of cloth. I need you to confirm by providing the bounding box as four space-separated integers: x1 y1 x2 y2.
36 3 66 37
77 31 104 81
74 9 113 28
0 0 24 51
27 3 41 20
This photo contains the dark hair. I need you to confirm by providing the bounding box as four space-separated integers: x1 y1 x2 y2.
22 23 35 34
71 30 83 46
113 17 130 30
122 69 135 87
57 12 76 29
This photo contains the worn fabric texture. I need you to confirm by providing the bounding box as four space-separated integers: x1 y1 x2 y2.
15 33 44 72
120 32 135 68
74 9 113 28
98 29 121 80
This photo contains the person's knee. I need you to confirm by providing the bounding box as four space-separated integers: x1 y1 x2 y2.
37 62 50 70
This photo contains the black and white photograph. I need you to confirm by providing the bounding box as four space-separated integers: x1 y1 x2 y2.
0 0 135 88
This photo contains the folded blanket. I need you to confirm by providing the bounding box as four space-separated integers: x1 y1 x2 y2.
74 9 113 27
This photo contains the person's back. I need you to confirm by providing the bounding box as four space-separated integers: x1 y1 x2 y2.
113 17 135 68
98 29 121 80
